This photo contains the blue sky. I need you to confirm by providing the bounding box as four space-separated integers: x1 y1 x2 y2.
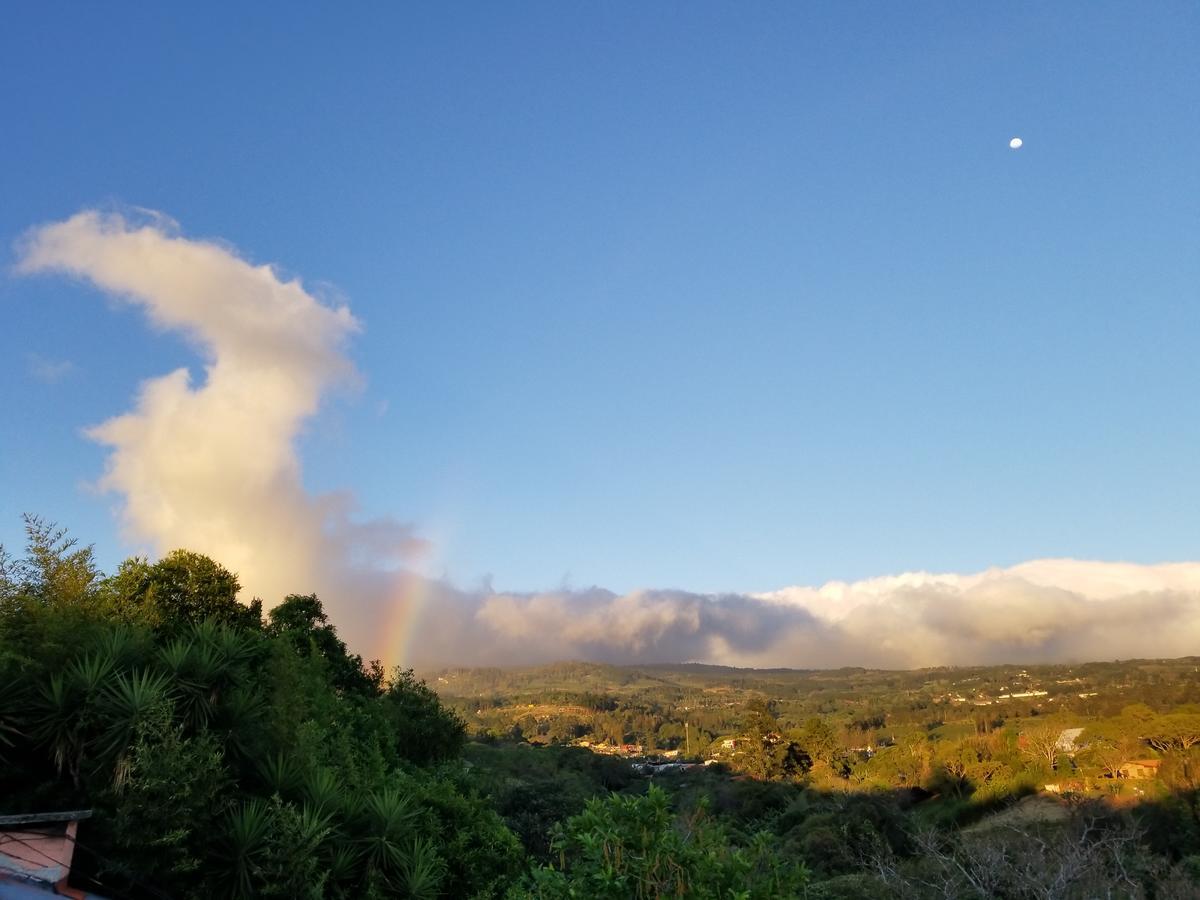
3 3 1198 598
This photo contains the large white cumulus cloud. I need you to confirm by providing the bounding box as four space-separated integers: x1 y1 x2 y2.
19 210 1200 670
17 211 423 646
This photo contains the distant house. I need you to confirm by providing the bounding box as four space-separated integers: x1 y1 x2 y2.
1056 728 1086 754
1043 780 1087 795
0 810 102 899
1119 759 1161 779
631 762 697 776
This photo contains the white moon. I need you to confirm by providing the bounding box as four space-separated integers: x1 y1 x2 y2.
1009 137 1023 149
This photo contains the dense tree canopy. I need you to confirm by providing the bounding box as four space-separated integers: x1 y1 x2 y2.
0 521 508 898
3 518 1200 899
105 549 261 632
267 592 382 696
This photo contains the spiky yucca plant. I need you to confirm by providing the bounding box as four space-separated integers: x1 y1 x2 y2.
304 767 344 815
29 649 118 786
398 836 447 900
217 799 273 899
359 786 421 879
257 751 305 800
101 668 174 788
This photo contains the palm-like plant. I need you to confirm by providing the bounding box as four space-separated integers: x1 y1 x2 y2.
257 751 304 800
0 697 19 754
301 774 362 896
70 650 117 693
158 636 228 731
304 767 344 815
157 636 192 673
206 620 256 667
217 799 273 899
29 673 86 785
397 836 447 900
293 802 335 856
325 843 364 897
28 650 117 787
358 787 422 881
187 619 255 671
97 624 145 669
100 668 174 787
185 617 221 647
212 683 265 762
159 620 258 733
0 650 26 757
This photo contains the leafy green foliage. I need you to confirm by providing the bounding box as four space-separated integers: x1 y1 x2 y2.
512 784 808 899
5 518 1200 898
465 743 636 859
106 549 260 631
267 593 382 696
97 709 230 893
18 514 104 607
0 519 520 899
732 700 813 782
381 668 467 764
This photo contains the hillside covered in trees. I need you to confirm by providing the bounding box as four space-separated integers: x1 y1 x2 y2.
3 518 1200 898
428 657 1200 796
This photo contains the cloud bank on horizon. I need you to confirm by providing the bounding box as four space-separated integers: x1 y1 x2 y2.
18 211 1200 670
407 559 1200 669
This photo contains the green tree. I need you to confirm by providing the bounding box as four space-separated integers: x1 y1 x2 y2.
107 550 259 631
797 716 839 764
0 518 524 899
1018 722 1061 771
14 515 103 607
1082 719 1146 779
96 708 231 896
266 593 381 696
1145 713 1200 753
513 785 808 899
738 700 811 781
380 668 466 765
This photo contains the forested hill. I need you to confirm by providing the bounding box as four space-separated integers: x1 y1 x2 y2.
428 657 1200 750
424 656 1200 700
5 519 1200 898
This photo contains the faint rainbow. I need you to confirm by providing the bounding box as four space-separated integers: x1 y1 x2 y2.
378 568 434 669
376 510 459 669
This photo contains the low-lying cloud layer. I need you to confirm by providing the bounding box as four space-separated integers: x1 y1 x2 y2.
412 559 1200 670
19 210 1200 670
